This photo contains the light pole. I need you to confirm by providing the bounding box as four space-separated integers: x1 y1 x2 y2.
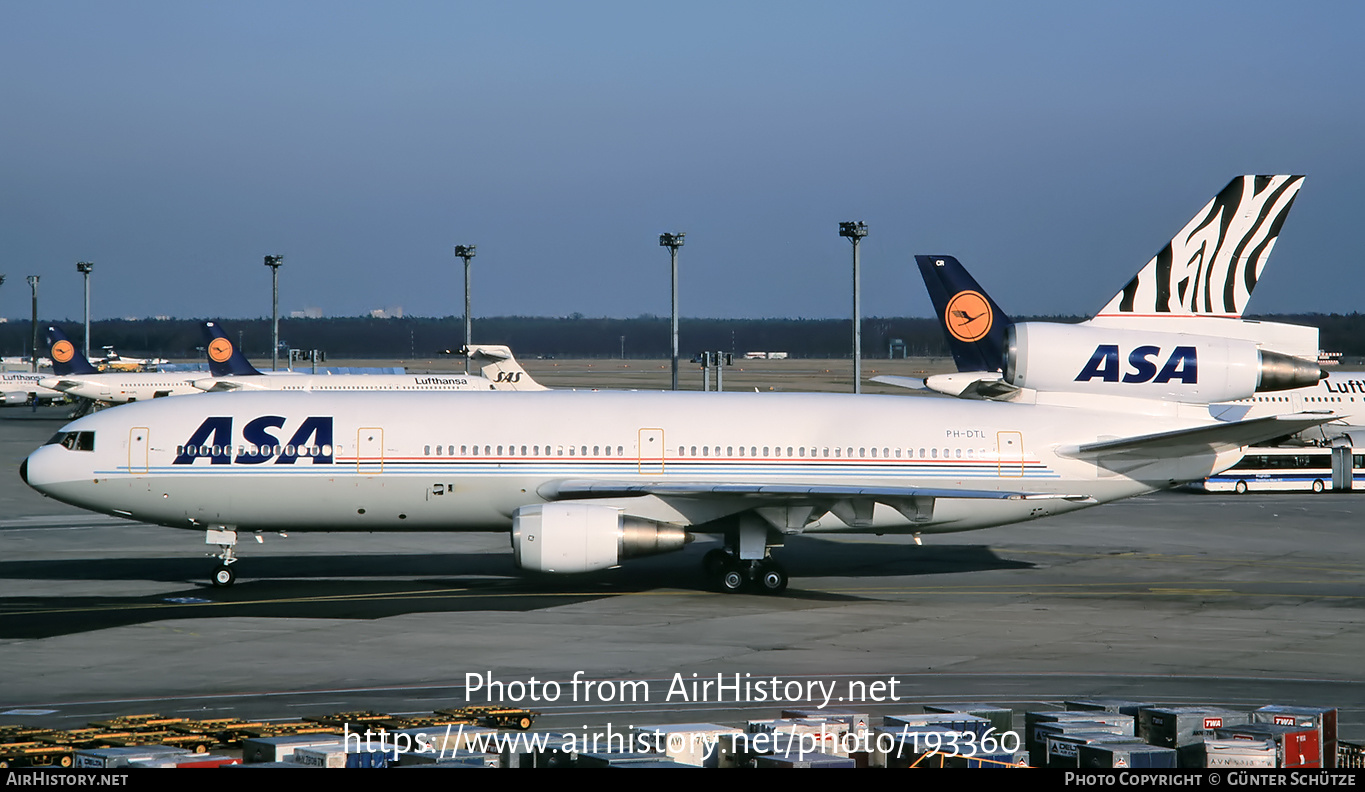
263 255 283 371
839 221 868 394
454 245 476 357
659 232 685 390
76 261 93 359
26 276 39 372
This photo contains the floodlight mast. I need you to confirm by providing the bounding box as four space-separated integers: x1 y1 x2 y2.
454 245 476 358
76 261 93 359
839 221 868 394
263 255 283 371
26 276 39 372
659 233 685 391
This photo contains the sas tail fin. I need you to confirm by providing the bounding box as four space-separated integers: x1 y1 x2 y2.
915 255 1012 373
45 326 99 376
1098 175 1304 318
201 322 264 377
465 345 548 391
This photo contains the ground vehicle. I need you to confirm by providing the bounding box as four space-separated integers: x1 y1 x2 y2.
1200 446 1365 493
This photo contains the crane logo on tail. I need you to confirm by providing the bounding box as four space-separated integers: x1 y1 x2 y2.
207 338 234 364
51 340 75 364
944 290 993 343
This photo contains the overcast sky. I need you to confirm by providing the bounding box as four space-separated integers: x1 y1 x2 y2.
2 2 1360 322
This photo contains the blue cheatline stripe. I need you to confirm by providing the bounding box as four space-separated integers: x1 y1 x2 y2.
103 458 1060 479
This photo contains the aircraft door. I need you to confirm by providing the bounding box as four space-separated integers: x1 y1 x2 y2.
997 431 1023 478
358 427 384 474
638 428 664 475
129 427 149 474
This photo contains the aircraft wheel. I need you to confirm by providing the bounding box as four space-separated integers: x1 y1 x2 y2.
719 566 747 594
702 548 732 577
756 561 788 594
1312 479 1325 494
211 564 236 587
1234 480 1248 495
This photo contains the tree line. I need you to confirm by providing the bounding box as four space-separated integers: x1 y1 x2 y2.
2 313 1362 361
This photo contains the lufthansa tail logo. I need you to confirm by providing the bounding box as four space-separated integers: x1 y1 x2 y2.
944 291 992 343
207 338 234 364
51 339 75 364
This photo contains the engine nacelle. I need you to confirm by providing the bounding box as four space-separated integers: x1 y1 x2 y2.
2 392 30 406
510 503 690 574
1006 323 1321 403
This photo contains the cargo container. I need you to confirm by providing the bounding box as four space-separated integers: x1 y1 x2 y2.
923 704 1014 735
1253 705 1337 768
240 734 344 764
1138 706 1249 766
1078 741 1177 769
73 745 192 769
632 723 743 767
1214 724 1322 769
1200 737 1277 768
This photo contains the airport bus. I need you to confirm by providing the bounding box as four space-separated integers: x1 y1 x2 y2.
1200 446 1365 493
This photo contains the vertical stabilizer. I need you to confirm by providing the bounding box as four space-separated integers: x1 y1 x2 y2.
466 345 548 391
1098 175 1304 318
915 255 1013 373
201 322 264 377
45 326 100 376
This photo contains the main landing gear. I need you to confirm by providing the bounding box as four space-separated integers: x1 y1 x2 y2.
702 549 789 594
701 514 790 594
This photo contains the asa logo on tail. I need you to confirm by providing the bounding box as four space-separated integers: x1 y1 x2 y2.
1075 345 1198 384
174 416 335 465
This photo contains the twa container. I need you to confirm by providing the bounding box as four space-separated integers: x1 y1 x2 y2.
1200 737 1277 769
1078 741 1177 769
1253 705 1337 768
1138 706 1248 766
1214 724 1322 769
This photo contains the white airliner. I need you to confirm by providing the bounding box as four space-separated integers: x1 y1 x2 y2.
192 321 546 393
38 326 203 404
22 354 1334 593
900 176 1365 443
0 370 67 407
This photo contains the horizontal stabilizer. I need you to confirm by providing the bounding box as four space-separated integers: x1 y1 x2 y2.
1060 412 1338 459
870 375 928 391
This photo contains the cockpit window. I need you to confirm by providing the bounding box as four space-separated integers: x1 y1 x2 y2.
45 431 96 451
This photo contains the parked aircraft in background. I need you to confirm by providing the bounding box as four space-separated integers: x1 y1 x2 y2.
38 326 202 405
91 347 170 372
192 322 546 393
0 369 67 407
22 266 1336 591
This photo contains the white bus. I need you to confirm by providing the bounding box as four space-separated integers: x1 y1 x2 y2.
1201 447 1365 493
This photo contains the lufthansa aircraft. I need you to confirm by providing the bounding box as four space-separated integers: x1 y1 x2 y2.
192 322 546 393
39 326 204 404
0 369 67 408
22 278 1337 593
